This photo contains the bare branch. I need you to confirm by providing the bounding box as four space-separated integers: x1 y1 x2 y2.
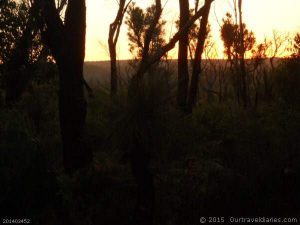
135 0 214 79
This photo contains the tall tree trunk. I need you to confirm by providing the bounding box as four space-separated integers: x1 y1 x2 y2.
127 3 213 220
127 2 162 224
187 0 212 113
177 0 190 112
61 0 91 173
238 0 247 108
108 0 130 96
57 59 90 173
109 43 118 96
37 0 92 173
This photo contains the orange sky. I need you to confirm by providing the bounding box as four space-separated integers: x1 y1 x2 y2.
85 0 300 61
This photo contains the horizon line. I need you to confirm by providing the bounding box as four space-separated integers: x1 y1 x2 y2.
84 57 285 63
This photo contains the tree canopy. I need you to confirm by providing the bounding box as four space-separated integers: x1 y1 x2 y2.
0 0 29 64
125 2 166 60
221 13 255 60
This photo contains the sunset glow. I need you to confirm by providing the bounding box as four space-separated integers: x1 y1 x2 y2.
85 0 300 61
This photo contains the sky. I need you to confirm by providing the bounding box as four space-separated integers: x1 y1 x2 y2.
85 0 300 61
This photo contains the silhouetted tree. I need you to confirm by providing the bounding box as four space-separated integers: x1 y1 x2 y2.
176 2 213 111
125 2 166 61
187 0 213 112
108 0 131 96
127 2 163 223
221 13 255 63
0 0 31 103
35 0 92 173
220 11 255 107
267 30 289 70
4 2 48 105
238 0 248 108
188 21 213 63
177 0 190 111
1 0 65 104
125 2 215 223
131 0 215 81
250 41 269 107
221 13 236 62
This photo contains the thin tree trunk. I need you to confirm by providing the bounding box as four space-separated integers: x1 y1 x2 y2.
109 44 118 96
187 0 212 113
238 0 247 108
108 0 130 96
177 0 190 112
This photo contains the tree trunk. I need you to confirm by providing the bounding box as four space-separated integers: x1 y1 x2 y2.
238 0 247 108
177 0 190 112
37 0 92 173
109 0 131 96
61 0 91 173
187 0 212 113
126 2 214 221
109 42 118 96
57 58 91 173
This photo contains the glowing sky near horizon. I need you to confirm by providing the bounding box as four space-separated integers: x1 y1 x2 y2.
85 0 300 61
